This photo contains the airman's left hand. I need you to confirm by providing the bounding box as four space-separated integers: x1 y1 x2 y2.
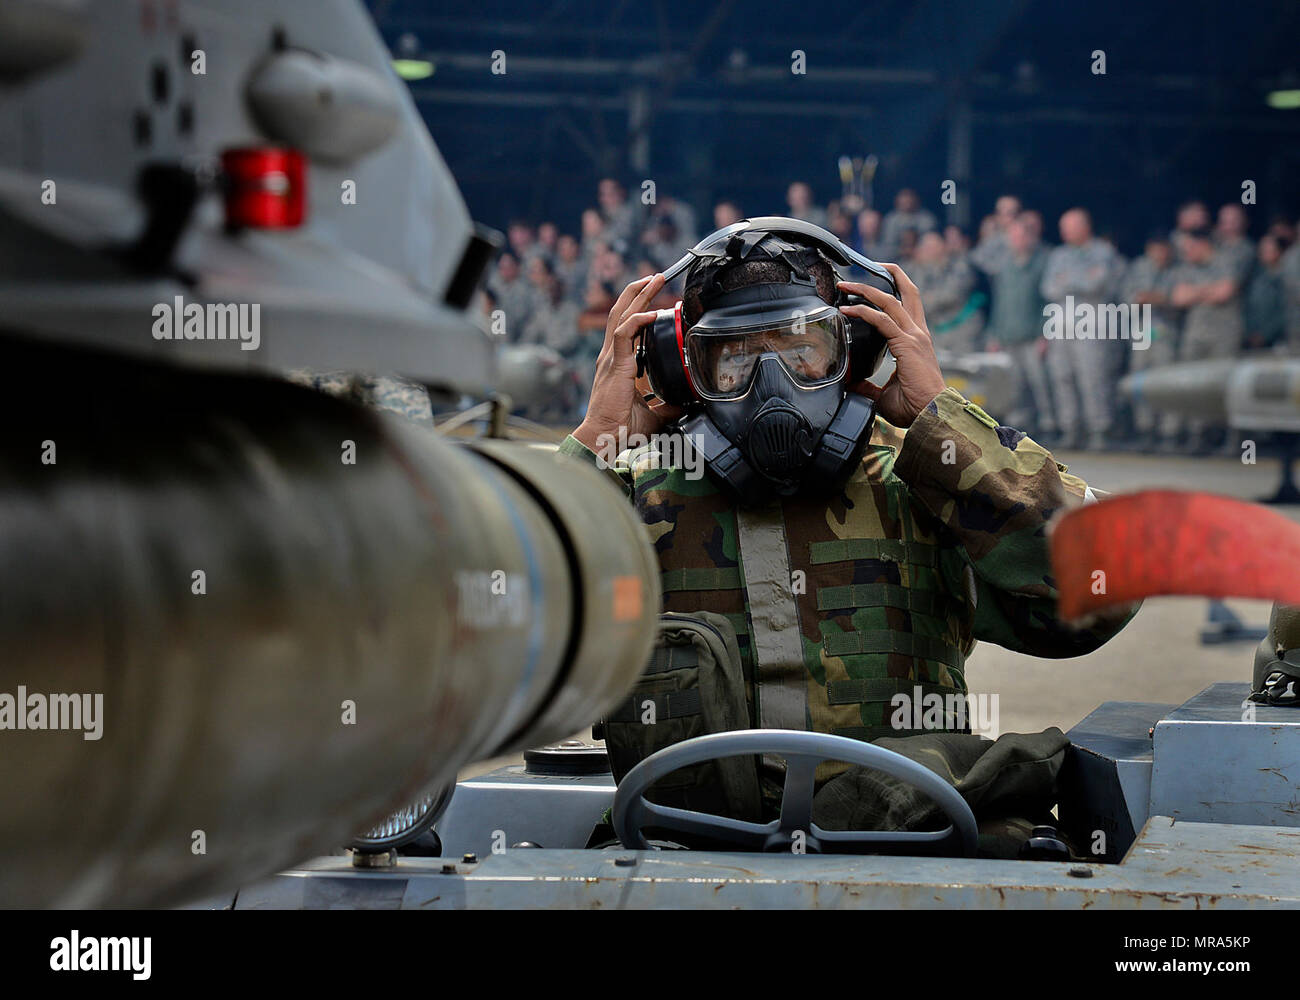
837 263 946 428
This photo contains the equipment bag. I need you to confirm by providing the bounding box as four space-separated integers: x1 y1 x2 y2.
601 611 763 823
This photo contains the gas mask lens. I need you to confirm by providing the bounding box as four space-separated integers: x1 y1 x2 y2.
687 308 847 399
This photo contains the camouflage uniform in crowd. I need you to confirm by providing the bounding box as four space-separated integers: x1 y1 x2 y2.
1215 235 1256 287
1281 242 1300 353
486 272 537 342
969 230 1011 277
880 207 938 257
1245 263 1286 350
1119 252 1181 441
910 255 984 354
1040 239 1122 445
563 388 1133 852
1169 252 1244 440
284 370 434 427
984 245 1052 435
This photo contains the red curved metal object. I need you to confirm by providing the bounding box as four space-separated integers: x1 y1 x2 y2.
1051 490 1300 621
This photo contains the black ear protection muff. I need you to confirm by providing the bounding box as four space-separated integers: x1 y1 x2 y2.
631 217 901 505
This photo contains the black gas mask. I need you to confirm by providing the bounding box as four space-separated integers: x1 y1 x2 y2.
634 217 897 506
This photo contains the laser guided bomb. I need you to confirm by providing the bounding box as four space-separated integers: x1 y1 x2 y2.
0 0 658 907
1121 357 1300 501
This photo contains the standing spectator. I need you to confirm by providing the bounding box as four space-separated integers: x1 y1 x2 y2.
853 208 890 262
1244 235 1287 352
640 214 684 277
1040 208 1121 450
1215 203 1256 284
579 208 607 277
553 234 587 307
653 195 697 248
984 217 1052 437
896 229 920 264
881 188 938 259
597 178 635 255
507 220 541 266
521 257 580 354
713 199 743 229
910 231 981 354
1019 210 1045 247
826 200 853 243
970 194 1023 276
785 181 827 227
1120 235 1181 450
536 221 559 263
1282 232 1300 353
1170 200 1211 262
486 251 536 342
1268 216 1296 247
943 224 971 255
1169 228 1244 448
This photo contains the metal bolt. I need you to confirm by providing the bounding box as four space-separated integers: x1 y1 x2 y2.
614 855 637 867
462 852 477 864
440 863 457 874
1068 864 1094 878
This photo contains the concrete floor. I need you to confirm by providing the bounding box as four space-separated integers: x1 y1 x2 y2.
464 447 1295 775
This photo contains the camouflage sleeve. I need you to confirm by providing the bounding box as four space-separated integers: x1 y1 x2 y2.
557 433 634 498
1039 249 1068 301
894 387 1136 657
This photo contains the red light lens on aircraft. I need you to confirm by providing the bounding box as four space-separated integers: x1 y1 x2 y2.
221 147 305 228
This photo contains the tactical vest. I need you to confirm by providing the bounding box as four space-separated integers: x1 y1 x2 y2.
601 425 977 802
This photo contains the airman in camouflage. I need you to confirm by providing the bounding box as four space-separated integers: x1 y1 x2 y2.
1279 239 1300 352
566 262 1135 849
1040 209 1123 449
909 231 982 354
1169 228 1244 445
1119 236 1181 446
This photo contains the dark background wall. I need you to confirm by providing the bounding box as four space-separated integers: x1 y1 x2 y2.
365 0 1300 253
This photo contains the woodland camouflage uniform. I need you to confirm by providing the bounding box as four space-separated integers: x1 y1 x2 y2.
564 387 1135 855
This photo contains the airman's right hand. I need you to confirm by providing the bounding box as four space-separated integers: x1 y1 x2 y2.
572 273 680 452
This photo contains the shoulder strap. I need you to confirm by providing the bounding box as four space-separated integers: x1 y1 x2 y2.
734 504 808 733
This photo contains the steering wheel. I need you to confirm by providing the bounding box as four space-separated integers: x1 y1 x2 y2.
612 729 978 857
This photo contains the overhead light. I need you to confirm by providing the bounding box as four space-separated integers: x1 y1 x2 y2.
1266 89 1300 109
392 58 434 81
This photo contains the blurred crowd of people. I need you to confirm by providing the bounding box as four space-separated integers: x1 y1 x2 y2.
482 177 1300 450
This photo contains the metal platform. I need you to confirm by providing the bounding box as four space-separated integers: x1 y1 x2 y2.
225 816 1300 909
196 682 1300 910
1151 683 1300 827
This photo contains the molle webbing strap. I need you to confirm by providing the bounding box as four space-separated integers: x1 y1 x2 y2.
815 584 947 619
607 688 701 724
661 567 743 592
822 629 963 669
643 645 702 676
829 677 972 740
734 505 808 733
825 678 960 705
809 538 940 567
